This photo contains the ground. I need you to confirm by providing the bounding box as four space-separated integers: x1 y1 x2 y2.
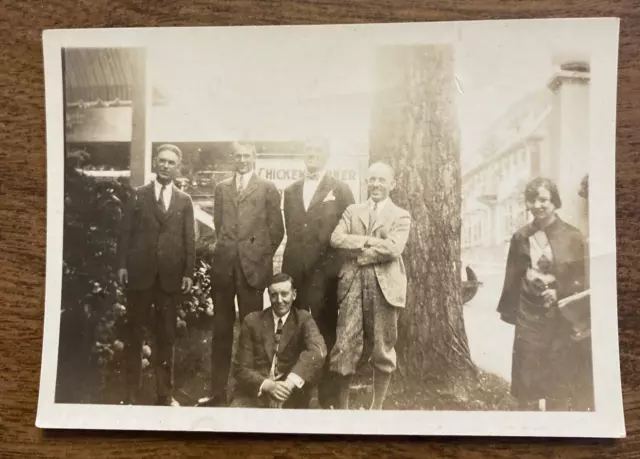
91 280 517 411
463 261 515 382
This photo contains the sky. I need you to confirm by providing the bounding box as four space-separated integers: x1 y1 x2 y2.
145 20 593 167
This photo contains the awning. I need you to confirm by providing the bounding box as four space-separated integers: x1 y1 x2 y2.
64 48 166 107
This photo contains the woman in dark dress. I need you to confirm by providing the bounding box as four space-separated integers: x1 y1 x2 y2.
498 177 593 411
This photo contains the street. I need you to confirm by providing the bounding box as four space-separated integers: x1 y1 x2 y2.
463 262 514 383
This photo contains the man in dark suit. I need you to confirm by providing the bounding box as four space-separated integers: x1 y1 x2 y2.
207 142 285 406
281 139 355 408
117 144 196 406
231 273 327 408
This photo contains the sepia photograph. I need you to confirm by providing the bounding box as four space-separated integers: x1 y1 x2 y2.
37 18 623 437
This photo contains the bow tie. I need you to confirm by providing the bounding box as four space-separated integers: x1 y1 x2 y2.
305 172 320 180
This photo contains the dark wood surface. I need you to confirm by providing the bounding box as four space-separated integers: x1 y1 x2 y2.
1 1 638 457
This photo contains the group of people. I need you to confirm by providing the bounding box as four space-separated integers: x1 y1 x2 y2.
117 140 411 410
116 140 593 412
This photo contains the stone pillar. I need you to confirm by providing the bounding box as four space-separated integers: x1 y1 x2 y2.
546 61 590 234
129 48 152 187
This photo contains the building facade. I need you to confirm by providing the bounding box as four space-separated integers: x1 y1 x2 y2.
462 62 590 266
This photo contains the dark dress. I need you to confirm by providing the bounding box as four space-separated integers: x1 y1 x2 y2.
497 217 594 411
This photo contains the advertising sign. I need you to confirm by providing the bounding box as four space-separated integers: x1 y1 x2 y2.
255 155 363 205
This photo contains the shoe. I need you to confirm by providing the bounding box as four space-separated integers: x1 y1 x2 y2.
156 396 180 407
196 395 227 407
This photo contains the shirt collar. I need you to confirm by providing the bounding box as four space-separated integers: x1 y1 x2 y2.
368 197 389 212
154 180 173 190
236 170 254 181
304 169 326 182
273 309 291 325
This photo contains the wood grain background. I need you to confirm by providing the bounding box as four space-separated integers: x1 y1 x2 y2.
1 1 638 457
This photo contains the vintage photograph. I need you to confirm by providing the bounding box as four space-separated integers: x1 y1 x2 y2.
37 19 624 436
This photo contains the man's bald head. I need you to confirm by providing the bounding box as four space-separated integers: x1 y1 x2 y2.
369 161 395 180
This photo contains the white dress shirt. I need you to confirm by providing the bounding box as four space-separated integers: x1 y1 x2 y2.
272 309 291 332
236 170 254 192
368 197 390 220
302 170 326 211
257 309 305 396
529 230 554 269
154 180 173 211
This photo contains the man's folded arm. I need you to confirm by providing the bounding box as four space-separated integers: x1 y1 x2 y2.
357 212 411 265
330 206 370 250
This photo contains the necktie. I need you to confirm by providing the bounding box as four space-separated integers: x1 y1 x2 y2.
268 317 285 408
270 317 284 379
158 184 167 212
237 174 244 194
368 202 378 233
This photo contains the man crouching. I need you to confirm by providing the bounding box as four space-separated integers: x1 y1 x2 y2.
231 273 327 408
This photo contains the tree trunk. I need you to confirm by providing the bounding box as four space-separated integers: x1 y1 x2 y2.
369 45 476 391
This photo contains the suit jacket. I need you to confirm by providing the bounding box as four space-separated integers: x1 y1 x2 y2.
330 200 411 308
117 182 196 293
233 307 327 397
282 174 355 284
497 216 587 325
211 173 284 290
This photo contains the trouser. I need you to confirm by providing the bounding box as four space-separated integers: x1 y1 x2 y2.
294 267 339 407
210 259 264 399
123 278 178 401
330 266 399 376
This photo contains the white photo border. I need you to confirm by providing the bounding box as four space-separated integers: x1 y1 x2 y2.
37 18 625 437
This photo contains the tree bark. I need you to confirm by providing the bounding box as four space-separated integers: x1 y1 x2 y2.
369 45 476 390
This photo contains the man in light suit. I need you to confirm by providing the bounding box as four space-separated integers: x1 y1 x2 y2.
206 142 285 406
282 139 355 408
231 273 327 408
329 161 411 410
117 144 196 406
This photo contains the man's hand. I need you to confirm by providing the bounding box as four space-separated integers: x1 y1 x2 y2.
262 380 293 402
364 237 386 249
356 248 376 266
118 268 128 286
182 277 193 293
542 288 558 305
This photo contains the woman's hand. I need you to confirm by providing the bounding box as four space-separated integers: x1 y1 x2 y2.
541 288 558 305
